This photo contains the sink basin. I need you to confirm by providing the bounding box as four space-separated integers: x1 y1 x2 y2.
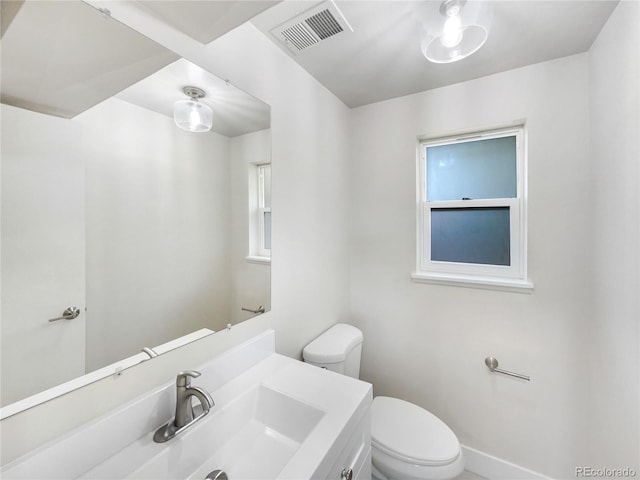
84 385 324 480
186 386 324 480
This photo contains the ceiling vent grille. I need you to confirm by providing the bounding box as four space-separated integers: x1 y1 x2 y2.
306 9 343 39
271 1 353 54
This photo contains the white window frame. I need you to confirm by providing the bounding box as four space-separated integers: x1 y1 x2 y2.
257 163 271 258
412 126 533 293
246 163 271 264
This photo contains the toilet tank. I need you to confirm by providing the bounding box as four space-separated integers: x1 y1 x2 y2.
303 323 363 378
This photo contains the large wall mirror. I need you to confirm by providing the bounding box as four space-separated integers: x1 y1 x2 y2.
0 0 271 412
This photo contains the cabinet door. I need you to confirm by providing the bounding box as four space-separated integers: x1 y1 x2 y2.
353 448 372 480
1 106 86 406
326 412 371 480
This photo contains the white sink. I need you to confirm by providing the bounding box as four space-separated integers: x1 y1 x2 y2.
189 385 324 480
122 385 324 480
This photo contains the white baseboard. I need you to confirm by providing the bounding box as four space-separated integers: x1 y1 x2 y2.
462 445 554 480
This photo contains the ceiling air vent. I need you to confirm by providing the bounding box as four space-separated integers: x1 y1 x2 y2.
271 1 353 54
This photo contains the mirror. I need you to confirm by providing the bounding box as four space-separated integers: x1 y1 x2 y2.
0 1 271 412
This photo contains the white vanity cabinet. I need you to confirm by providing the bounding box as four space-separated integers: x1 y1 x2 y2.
325 410 372 480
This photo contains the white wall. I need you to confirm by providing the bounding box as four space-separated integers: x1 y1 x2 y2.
230 129 271 324
82 98 232 370
349 55 594 477
349 3 640 475
588 0 640 470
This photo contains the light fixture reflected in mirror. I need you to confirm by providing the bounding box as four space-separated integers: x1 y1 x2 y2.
173 86 213 132
421 0 492 64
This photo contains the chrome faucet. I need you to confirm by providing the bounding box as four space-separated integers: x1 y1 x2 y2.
153 370 214 443
174 370 214 427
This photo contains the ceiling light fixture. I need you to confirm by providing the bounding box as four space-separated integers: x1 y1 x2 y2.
173 86 213 133
421 0 492 64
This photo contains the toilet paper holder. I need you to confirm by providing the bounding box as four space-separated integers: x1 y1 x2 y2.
484 356 530 381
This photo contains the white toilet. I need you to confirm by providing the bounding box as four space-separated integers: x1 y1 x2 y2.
303 323 464 480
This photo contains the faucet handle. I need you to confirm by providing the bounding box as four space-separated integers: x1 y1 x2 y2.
176 370 201 387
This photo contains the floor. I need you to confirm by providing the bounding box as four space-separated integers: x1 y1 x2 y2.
457 470 489 480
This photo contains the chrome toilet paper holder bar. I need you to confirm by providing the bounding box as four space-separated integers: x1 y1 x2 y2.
484 356 530 381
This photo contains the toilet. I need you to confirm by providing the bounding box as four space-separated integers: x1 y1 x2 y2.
303 323 464 480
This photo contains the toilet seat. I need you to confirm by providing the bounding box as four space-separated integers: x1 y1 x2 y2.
371 396 461 467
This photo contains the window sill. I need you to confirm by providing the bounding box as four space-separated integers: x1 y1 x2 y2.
411 271 534 294
246 255 271 265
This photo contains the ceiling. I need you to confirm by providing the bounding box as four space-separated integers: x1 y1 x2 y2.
116 58 270 138
0 0 178 118
133 0 279 45
251 0 619 107
0 0 273 136
1 0 618 122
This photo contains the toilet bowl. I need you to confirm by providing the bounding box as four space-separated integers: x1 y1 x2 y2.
303 324 464 480
371 396 464 480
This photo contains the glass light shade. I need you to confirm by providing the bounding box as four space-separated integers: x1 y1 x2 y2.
421 0 492 64
173 99 213 132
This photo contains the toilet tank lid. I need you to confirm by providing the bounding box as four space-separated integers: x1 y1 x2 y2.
303 323 363 364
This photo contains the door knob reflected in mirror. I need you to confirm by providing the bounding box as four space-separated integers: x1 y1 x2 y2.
48 306 81 323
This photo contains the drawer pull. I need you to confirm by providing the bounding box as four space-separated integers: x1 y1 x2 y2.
341 468 353 480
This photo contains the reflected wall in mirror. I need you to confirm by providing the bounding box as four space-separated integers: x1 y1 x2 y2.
0 1 271 410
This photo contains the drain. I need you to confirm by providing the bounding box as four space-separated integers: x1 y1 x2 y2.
205 470 228 480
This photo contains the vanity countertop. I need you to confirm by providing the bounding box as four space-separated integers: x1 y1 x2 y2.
1 330 372 480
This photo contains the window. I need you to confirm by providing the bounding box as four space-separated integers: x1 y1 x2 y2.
247 163 271 263
412 126 533 292
257 163 271 258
